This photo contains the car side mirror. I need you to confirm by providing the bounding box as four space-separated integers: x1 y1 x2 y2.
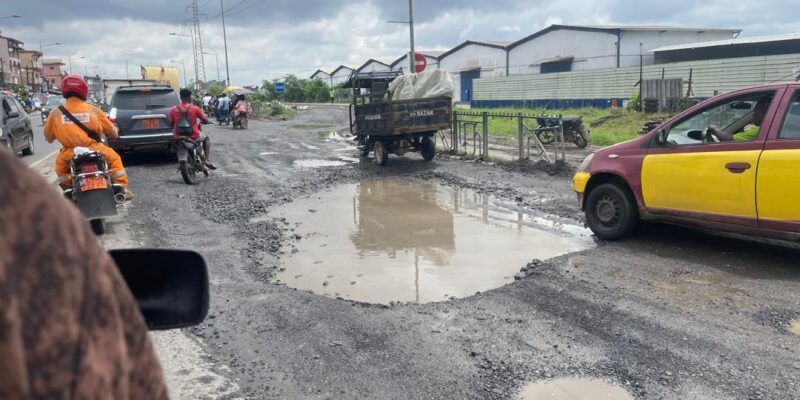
654 129 668 146
109 249 209 330
7 111 19 119
687 130 704 141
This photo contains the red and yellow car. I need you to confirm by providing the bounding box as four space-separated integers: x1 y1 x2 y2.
573 83 800 241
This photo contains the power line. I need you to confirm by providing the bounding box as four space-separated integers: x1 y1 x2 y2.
206 0 248 21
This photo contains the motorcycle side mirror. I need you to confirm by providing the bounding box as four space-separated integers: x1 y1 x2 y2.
654 129 668 146
109 249 209 331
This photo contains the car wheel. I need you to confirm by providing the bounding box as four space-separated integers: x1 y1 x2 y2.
373 141 388 166
585 182 638 240
22 133 34 156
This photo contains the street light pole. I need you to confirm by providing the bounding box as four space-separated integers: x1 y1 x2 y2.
408 0 415 73
221 0 230 86
67 56 85 75
204 51 220 83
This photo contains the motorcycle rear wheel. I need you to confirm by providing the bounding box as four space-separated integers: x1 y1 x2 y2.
573 132 589 148
180 160 197 184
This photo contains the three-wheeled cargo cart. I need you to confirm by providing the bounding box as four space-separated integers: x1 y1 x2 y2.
347 71 452 165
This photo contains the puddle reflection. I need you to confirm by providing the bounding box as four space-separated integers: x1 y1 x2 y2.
270 180 593 304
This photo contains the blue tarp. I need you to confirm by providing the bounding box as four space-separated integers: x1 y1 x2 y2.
471 98 628 109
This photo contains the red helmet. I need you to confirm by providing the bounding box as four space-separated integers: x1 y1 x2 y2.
61 75 88 100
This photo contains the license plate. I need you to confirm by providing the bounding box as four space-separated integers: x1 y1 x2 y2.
81 176 108 191
142 119 160 129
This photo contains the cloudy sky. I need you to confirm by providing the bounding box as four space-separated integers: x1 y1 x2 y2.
2 0 798 85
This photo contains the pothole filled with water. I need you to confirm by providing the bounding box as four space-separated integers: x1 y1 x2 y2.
270 180 594 304
517 378 633 400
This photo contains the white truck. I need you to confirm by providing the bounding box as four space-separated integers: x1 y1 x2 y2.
101 79 158 106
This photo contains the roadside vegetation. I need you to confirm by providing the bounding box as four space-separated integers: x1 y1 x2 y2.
463 107 672 146
261 75 350 103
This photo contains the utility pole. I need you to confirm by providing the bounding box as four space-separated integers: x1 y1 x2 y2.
125 59 129 78
407 0 415 73
221 0 230 86
188 0 206 90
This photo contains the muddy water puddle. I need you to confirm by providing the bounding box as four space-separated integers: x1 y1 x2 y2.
518 378 633 400
270 180 593 304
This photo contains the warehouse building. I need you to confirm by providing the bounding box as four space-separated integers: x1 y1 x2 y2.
507 24 740 75
651 32 800 63
390 51 444 74
309 69 331 85
330 65 355 86
437 40 512 102
355 59 392 74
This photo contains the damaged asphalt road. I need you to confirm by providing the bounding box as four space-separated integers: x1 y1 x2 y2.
102 106 799 400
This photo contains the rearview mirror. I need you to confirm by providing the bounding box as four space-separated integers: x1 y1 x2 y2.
7 111 19 119
109 249 209 330
654 129 668 146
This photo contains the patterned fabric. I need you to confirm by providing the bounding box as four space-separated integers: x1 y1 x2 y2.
0 150 167 400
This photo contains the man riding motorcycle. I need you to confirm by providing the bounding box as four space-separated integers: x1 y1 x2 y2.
169 88 216 170
44 75 133 200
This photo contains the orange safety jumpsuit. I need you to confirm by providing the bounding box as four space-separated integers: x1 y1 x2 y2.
43 97 128 187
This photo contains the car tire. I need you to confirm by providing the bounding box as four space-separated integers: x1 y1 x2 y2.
585 182 638 240
373 141 388 166
22 133 34 156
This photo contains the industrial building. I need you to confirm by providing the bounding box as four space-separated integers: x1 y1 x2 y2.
651 32 800 64
310 69 331 85
355 59 392 74
390 51 444 74
507 24 740 75
330 65 355 86
437 40 511 102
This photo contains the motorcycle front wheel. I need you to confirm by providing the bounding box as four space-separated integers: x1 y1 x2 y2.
180 160 197 184
536 129 556 145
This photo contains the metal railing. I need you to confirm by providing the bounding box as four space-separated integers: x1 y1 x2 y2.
439 110 566 164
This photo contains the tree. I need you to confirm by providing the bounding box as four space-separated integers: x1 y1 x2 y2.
208 84 224 97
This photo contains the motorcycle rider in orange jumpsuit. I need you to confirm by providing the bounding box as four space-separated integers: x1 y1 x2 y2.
44 75 133 200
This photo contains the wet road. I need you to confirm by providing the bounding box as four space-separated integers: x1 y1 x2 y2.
101 106 800 400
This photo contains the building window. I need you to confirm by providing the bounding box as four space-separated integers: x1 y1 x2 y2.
540 61 572 74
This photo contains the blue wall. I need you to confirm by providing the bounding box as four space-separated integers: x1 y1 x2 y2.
471 98 628 109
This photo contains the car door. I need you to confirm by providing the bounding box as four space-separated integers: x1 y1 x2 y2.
756 88 800 233
2 97 23 149
640 88 784 227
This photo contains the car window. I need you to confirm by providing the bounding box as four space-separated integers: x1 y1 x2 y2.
667 93 774 146
2 98 17 116
112 90 180 110
778 95 800 140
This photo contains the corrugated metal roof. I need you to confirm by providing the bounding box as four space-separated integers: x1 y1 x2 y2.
557 23 740 33
651 33 800 52
472 40 513 47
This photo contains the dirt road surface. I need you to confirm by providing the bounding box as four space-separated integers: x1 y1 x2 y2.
101 106 799 400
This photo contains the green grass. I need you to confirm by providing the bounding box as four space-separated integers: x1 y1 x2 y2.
461 107 671 147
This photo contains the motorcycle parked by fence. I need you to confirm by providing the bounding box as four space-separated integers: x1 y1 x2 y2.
62 147 126 235
535 115 590 148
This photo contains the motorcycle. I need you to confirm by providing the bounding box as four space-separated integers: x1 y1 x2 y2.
534 115 590 148
174 124 210 185
217 109 230 125
62 147 126 235
232 111 248 129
